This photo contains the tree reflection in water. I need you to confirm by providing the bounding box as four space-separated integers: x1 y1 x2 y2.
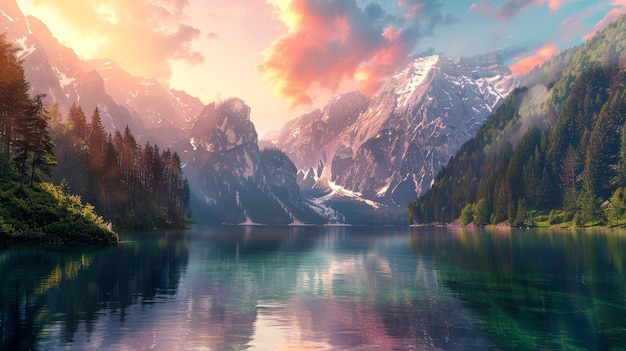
410 227 626 350
0 230 189 350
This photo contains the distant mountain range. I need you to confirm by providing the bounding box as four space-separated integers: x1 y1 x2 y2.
2 0 520 224
265 54 519 215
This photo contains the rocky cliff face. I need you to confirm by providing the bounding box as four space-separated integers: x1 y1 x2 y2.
273 91 370 170
176 98 323 224
268 54 519 209
1 5 140 135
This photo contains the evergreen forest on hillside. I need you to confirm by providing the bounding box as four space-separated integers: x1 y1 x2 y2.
409 17 626 228
0 32 190 244
0 33 116 244
49 104 191 229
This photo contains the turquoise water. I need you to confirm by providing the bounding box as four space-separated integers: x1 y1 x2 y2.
1 226 626 350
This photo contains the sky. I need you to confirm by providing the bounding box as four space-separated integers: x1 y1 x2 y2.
17 0 626 136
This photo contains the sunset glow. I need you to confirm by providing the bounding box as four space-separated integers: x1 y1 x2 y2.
17 0 626 134
510 44 560 75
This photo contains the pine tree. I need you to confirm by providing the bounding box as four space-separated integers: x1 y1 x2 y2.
0 33 31 160
473 198 489 226
68 103 87 140
29 95 56 185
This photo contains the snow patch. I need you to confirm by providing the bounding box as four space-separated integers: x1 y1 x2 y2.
54 67 75 89
395 55 439 108
376 183 390 197
239 216 263 226
1 10 14 22
313 181 382 209
15 37 36 59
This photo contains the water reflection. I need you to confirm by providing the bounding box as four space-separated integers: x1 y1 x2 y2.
0 230 189 350
176 226 493 350
3 226 626 350
410 227 626 350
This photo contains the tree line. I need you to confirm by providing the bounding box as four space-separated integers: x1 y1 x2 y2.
0 33 117 243
409 17 626 227
0 34 56 185
0 32 189 231
50 103 190 229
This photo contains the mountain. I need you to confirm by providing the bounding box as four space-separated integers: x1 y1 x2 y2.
0 0 202 147
1 0 323 225
410 15 626 227
83 59 205 146
175 98 324 224
0 4 140 136
268 54 519 211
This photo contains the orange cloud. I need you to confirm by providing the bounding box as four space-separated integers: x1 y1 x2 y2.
258 0 448 109
541 0 569 11
583 0 626 41
27 0 203 83
510 44 559 74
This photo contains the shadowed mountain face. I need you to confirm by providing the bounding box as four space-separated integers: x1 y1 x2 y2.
267 54 519 207
174 98 324 225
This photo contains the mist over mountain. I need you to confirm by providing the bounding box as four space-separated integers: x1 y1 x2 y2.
410 15 626 228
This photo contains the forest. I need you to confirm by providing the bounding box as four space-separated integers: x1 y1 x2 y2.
409 17 626 228
0 32 189 244
49 103 191 229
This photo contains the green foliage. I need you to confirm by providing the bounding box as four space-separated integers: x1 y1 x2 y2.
473 199 489 226
0 180 117 244
0 33 116 244
409 15 626 228
459 204 473 226
51 122 191 229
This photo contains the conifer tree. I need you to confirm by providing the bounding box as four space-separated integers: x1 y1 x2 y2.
29 95 56 185
0 33 31 160
68 103 87 140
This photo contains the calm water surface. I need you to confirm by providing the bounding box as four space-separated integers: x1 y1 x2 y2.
2 226 626 350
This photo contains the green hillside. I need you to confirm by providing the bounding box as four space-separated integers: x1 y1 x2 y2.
0 33 117 244
409 16 626 228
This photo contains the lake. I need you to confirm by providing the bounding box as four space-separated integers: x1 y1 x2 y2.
1 226 626 350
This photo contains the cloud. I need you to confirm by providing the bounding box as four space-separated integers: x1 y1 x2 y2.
510 43 559 74
28 0 203 82
583 0 626 41
257 0 450 108
470 0 572 20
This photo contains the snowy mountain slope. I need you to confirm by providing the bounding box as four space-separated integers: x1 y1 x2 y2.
268 53 519 209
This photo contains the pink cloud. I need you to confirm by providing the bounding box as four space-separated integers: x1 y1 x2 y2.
583 0 626 41
258 0 448 108
510 43 559 74
542 0 569 11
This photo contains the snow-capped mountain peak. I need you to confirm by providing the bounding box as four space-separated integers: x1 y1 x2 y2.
268 53 520 213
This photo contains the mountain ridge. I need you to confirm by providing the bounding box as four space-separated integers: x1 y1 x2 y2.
267 53 519 213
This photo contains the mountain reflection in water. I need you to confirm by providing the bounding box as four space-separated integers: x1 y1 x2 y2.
2 226 626 350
